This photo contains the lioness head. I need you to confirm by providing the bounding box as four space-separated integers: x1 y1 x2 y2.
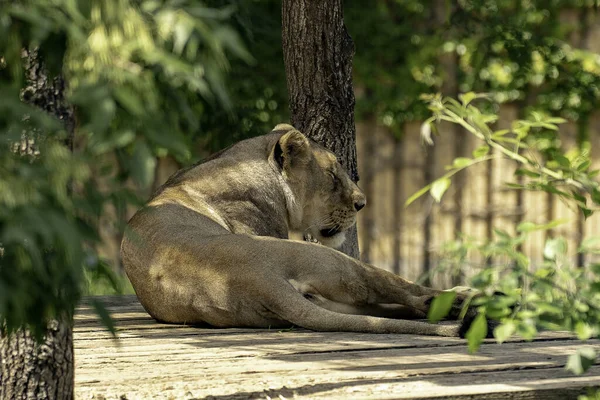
269 124 366 248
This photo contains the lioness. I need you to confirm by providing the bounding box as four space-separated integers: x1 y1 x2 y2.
121 124 482 337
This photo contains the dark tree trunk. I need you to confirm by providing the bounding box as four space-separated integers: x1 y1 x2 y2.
1 321 74 400
282 0 360 258
0 49 75 400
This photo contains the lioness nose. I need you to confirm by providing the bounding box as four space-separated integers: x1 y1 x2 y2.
354 199 366 212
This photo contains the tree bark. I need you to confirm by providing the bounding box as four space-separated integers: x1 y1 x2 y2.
0 49 75 400
1 321 74 400
282 0 360 258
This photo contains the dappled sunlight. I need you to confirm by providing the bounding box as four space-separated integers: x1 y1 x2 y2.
73 296 600 399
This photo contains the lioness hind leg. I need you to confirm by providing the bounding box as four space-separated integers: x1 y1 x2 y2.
304 293 427 319
298 252 470 320
267 282 461 336
285 280 489 338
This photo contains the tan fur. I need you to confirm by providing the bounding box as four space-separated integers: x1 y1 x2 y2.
121 125 472 336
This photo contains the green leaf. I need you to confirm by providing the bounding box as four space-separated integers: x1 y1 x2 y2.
544 238 567 260
405 184 432 207
90 298 117 337
537 303 563 315
575 322 596 340
492 129 510 137
580 206 593 220
566 348 597 375
493 228 511 240
113 87 145 117
431 177 451 202
592 188 600 205
494 320 516 344
472 145 490 158
546 117 567 124
554 155 571 168
516 319 538 340
577 160 591 172
466 313 488 353
517 222 538 232
514 168 541 178
540 123 559 131
459 92 477 106
130 141 157 188
517 219 568 233
427 291 457 323
452 157 473 169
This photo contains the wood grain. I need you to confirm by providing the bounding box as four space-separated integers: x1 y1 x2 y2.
74 296 599 399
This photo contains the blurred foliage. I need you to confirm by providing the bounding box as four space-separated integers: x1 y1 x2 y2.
346 0 600 135
0 0 248 337
83 267 135 296
195 0 600 145
198 0 289 153
420 95 599 373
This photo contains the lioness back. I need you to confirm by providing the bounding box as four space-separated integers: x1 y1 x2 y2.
121 125 366 325
121 124 483 338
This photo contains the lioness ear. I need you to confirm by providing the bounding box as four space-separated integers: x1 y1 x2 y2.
272 130 310 170
271 123 296 135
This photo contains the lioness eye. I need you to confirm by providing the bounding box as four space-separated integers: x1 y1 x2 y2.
329 172 339 187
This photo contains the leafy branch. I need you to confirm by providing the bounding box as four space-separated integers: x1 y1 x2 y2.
410 93 600 219
415 94 600 375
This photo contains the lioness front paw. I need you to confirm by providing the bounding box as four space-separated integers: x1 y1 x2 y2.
303 233 321 244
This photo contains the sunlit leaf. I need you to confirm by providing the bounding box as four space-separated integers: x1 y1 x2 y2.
431 177 451 202
405 184 432 207
517 219 568 233
130 141 157 188
427 291 457 323
472 145 490 158
514 168 540 178
452 157 472 169
494 320 515 344
566 348 596 375
544 238 568 260
516 319 538 340
459 92 477 106
465 313 487 353
575 322 596 340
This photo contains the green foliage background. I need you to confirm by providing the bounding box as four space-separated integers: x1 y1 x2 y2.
0 0 251 336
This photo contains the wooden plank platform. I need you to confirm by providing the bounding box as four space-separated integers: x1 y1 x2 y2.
75 296 600 399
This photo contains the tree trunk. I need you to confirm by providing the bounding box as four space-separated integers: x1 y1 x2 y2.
1 321 74 400
282 0 360 258
0 49 75 400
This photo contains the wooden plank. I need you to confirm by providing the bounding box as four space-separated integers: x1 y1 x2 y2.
75 297 598 399
75 336 597 365
74 331 599 399
75 367 600 400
